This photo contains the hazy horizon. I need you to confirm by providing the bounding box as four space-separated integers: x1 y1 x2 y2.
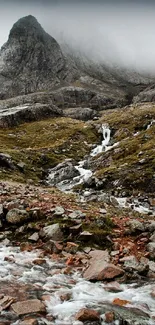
1 1 155 74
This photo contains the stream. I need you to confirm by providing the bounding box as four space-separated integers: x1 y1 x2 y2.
1 124 155 324
1 244 155 325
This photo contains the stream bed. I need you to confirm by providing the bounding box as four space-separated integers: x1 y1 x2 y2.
0 244 155 325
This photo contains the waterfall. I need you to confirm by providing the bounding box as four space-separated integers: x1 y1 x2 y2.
91 123 111 156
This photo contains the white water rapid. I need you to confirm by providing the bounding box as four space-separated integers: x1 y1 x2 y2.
91 124 111 157
0 244 155 325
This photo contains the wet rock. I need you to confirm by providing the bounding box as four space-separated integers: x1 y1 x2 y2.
42 240 63 254
0 295 14 311
47 160 79 186
6 208 29 224
41 223 63 241
104 281 123 293
113 298 131 306
11 299 46 315
32 259 46 265
28 232 39 242
20 242 33 252
104 311 115 323
84 250 124 281
75 308 100 322
127 219 145 233
20 319 38 325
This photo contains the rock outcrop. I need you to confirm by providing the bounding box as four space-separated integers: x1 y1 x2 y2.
0 15 77 99
133 84 155 103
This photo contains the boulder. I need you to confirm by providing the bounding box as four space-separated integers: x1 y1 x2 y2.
11 299 45 315
47 160 80 186
0 103 62 128
75 308 100 322
42 223 63 241
6 208 29 224
83 249 124 280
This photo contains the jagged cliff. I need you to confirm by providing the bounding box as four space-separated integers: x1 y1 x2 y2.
0 15 77 99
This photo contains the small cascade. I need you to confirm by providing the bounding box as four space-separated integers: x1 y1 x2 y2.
91 123 111 156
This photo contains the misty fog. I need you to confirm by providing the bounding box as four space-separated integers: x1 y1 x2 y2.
0 1 155 74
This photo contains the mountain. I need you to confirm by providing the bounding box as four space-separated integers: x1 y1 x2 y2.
0 15 77 99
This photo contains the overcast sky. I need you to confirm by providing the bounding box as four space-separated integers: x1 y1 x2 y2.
0 0 155 74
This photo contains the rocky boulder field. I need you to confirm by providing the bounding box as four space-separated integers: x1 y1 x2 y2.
0 14 155 325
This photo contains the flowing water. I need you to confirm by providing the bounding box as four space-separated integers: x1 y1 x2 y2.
1 123 155 324
0 244 155 325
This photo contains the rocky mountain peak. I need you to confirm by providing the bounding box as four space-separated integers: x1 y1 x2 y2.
0 16 77 99
9 15 52 43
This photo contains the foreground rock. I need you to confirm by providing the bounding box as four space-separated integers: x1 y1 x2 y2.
75 308 100 322
83 250 124 280
6 209 29 224
11 299 45 316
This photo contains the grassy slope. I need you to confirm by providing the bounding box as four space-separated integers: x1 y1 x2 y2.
0 117 97 183
92 103 155 194
0 103 155 194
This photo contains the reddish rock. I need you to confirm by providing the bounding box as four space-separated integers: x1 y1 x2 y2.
105 311 115 323
32 259 46 265
113 298 130 306
11 299 46 315
59 293 71 301
98 264 124 280
83 249 123 280
20 242 33 252
75 308 100 322
65 242 79 253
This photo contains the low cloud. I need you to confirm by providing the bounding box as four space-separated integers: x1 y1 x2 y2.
0 1 155 74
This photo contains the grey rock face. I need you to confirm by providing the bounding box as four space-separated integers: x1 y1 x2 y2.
47 160 80 186
0 102 62 127
133 85 155 103
0 15 76 99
